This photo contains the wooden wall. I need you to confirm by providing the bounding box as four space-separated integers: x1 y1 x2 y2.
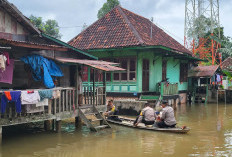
0 7 29 41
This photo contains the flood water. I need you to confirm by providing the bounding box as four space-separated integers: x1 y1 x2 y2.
1 103 232 157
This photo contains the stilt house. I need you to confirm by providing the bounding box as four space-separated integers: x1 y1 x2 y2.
69 6 200 103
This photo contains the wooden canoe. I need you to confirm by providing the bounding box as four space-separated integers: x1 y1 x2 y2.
106 116 190 134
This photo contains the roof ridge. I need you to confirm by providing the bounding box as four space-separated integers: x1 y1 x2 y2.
68 7 120 44
117 6 144 45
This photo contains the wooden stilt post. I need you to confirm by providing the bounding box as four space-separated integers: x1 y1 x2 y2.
52 119 55 131
103 72 106 105
44 120 51 131
56 120 61 133
44 100 52 131
173 99 177 110
0 126 2 145
75 116 81 128
75 66 80 129
76 66 79 108
205 78 209 105
93 69 95 105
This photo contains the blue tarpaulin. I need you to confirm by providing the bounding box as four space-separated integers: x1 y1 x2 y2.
21 55 63 88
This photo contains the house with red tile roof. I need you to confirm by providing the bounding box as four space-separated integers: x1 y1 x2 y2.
69 6 200 103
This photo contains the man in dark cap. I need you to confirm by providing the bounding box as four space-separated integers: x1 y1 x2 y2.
156 100 176 128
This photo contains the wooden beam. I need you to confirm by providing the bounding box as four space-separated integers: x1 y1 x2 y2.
0 126 2 145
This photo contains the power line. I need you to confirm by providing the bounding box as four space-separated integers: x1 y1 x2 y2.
58 25 83 28
154 22 185 43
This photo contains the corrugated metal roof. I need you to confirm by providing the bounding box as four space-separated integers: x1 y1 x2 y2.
54 57 125 72
188 65 219 78
0 38 68 51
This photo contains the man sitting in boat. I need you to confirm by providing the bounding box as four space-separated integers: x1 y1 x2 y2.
133 103 155 127
104 100 122 122
156 100 176 128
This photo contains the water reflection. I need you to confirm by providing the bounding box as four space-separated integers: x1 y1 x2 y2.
1 103 232 157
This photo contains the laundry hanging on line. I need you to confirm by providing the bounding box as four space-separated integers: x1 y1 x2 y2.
21 91 40 105
1 91 21 113
20 55 63 89
38 90 53 100
0 59 14 84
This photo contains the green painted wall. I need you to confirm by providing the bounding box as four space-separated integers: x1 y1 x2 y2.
137 52 142 92
153 56 163 92
166 57 188 91
84 49 188 93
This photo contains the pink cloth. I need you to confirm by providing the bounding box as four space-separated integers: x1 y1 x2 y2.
0 59 14 84
3 52 10 66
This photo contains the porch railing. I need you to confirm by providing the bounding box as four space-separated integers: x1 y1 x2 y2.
159 82 179 96
83 86 106 106
0 87 77 126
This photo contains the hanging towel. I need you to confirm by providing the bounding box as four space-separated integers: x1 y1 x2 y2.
21 91 40 104
1 91 21 113
38 90 53 100
3 52 10 66
25 104 44 113
0 55 7 71
0 59 14 84
20 55 63 88
36 99 48 107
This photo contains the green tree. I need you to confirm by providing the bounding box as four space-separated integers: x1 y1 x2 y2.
29 15 62 39
97 0 120 19
29 15 43 30
44 20 61 39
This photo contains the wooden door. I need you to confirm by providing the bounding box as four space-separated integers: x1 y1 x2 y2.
162 60 167 81
142 59 149 91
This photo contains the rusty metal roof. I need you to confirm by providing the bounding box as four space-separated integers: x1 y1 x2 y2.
0 38 69 51
54 57 125 72
188 65 220 78
222 57 232 72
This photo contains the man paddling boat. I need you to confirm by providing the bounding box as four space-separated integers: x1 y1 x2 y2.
133 103 155 127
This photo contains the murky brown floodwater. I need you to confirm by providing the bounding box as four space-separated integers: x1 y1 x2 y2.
1 103 232 157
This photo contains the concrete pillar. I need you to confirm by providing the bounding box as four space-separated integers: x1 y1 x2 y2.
0 126 2 145
56 120 62 133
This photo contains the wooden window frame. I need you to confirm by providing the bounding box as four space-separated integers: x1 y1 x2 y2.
112 58 137 82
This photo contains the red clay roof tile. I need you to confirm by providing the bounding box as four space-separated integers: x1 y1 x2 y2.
69 6 192 55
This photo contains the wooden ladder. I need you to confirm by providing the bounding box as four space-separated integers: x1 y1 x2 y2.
78 105 111 132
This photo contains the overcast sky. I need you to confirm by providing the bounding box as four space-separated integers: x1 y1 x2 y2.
8 0 232 44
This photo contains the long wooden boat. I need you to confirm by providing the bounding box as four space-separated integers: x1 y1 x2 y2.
106 116 190 134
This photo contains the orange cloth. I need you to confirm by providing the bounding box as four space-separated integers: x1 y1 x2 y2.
4 91 12 101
